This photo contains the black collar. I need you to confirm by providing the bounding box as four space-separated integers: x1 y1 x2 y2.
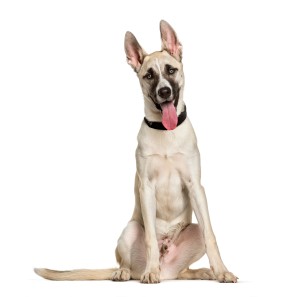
144 105 187 130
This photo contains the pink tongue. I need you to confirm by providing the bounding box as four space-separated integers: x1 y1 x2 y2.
161 101 178 130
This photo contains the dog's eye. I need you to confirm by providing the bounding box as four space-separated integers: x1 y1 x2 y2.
144 73 153 80
168 68 177 75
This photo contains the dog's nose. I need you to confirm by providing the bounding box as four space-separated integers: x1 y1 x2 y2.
158 87 171 99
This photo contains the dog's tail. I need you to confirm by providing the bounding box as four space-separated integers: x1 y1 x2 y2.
34 268 117 281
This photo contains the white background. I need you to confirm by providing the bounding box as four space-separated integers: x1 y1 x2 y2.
1 0 300 296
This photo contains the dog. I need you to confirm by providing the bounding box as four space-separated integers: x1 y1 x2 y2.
34 20 237 283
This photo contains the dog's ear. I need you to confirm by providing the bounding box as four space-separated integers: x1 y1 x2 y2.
160 20 182 61
124 31 147 72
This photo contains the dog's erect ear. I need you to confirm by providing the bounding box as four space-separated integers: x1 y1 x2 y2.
160 20 182 61
124 31 147 72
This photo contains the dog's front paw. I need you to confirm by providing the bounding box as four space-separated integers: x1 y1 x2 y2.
140 271 160 284
111 268 130 281
216 271 238 283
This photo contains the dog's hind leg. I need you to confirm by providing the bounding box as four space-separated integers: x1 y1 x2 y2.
112 220 146 281
159 224 212 280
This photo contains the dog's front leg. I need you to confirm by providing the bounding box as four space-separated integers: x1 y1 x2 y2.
186 155 237 283
139 178 160 283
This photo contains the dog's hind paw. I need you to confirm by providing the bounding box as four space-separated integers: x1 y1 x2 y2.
140 271 160 284
111 268 130 281
216 271 238 283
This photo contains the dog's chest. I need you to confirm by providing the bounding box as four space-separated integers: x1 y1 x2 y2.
148 154 190 220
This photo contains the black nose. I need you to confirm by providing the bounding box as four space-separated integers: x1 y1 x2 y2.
158 87 171 99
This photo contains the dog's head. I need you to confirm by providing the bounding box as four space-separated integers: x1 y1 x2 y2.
125 20 184 130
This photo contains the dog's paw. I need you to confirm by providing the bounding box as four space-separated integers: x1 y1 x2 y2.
216 271 238 283
198 268 216 280
140 271 160 284
111 268 130 281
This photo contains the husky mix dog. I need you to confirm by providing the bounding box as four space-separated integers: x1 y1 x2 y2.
35 20 237 284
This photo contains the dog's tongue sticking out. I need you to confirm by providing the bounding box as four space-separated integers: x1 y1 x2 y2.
161 101 178 130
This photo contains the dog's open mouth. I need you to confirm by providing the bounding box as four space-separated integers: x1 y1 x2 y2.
161 100 178 130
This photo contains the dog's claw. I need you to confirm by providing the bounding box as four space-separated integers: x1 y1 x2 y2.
140 272 160 284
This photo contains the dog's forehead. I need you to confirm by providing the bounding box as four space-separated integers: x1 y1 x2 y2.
140 51 181 73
